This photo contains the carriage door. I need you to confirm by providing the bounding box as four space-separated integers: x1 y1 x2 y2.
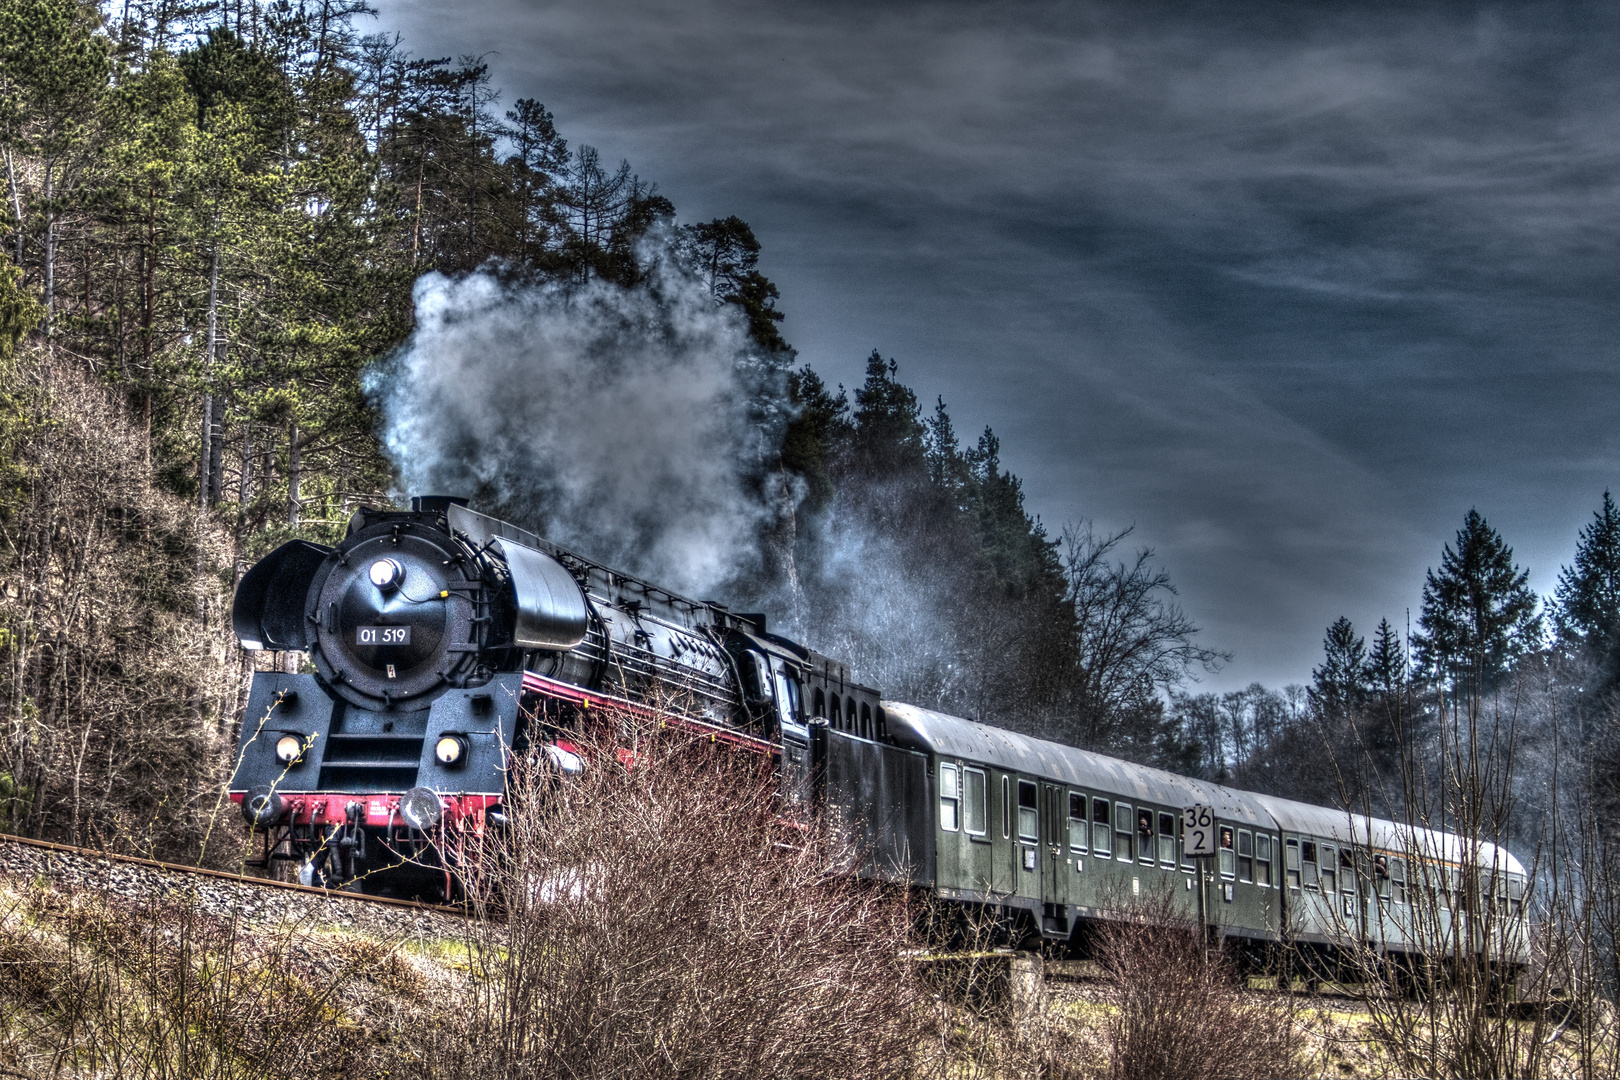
1041 783 1068 909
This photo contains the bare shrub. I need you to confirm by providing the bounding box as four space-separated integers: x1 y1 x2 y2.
0 881 424 1078
0 348 242 858
1325 680 1561 1079
444 712 924 1080
1098 896 1308 1080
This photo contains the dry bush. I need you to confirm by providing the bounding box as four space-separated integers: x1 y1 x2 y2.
0 881 427 1079
0 348 242 858
442 713 925 1080
1098 896 1308 1080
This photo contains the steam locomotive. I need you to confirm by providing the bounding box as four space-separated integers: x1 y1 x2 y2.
229 497 1528 968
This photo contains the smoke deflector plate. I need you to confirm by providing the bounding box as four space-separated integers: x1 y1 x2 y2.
494 538 590 650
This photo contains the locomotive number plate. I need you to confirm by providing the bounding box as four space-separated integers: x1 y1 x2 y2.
357 625 411 645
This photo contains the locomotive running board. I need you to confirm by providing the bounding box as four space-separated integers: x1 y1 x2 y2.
520 671 776 756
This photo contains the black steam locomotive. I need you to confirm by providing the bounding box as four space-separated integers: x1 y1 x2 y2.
230 498 1528 970
230 496 877 893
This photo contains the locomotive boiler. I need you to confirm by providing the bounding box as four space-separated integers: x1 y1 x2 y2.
228 495 881 893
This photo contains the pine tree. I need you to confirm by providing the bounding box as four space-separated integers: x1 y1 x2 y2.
1554 491 1620 669
1309 616 1366 719
1413 509 1543 691
1363 618 1406 697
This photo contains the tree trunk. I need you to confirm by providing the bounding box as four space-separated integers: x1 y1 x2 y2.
42 159 54 333
200 245 220 508
238 422 253 505
141 185 157 470
5 146 21 266
287 421 300 527
412 152 425 266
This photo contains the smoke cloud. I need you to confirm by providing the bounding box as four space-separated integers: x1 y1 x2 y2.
368 246 790 597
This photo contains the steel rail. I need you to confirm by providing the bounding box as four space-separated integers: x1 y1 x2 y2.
0 831 471 918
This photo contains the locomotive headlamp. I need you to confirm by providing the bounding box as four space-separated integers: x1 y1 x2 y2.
275 734 304 765
434 734 468 767
368 558 404 591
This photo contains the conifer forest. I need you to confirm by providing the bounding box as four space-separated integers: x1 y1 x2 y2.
4 2 1620 1076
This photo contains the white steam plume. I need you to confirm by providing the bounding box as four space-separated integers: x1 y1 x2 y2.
368 248 789 597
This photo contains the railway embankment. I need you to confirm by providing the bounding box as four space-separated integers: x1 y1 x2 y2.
1 848 1605 1080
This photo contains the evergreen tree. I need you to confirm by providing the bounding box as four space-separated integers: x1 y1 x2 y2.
1554 491 1620 670
682 216 788 351
1309 616 1366 719
1363 617 1406 697
503 97 568 266
1413 509 1543 691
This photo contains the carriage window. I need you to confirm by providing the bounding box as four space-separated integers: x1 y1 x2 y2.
1093 798 1111 856
1237 829 1253 883
1302 841 1319 890
1391 858 1407 905
1115 803 1134 861
1256 834 1273 886
1285 839 1301 890
1137 810 1155 864
1069 793 1088 852
1375 855 1391 901
964 768 987 836
939 765 960 832
1341 848 1358 893
1218 825 1235 879
1159 812 1176 866
1018 781 1038 842
1320 845 1337 895
1001 776 1011 839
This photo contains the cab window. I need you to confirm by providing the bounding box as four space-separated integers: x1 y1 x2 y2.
773 667 801 727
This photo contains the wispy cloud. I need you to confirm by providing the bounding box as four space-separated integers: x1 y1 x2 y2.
374 0 1620 686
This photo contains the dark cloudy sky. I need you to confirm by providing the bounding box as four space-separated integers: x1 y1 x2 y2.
371 0 1620 692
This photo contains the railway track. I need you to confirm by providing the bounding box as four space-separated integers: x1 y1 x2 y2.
0 831 470 923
